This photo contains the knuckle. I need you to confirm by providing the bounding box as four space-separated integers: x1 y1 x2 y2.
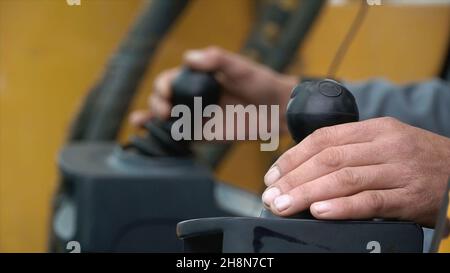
310 126 335 147
298 185 313 207
316 147 344 168
335 168 360 189
206 46 223 59
310 126 337 147
379 116 400 128
341 200 355 215
367 192 385 213
279 149 296 171
278 173 297 192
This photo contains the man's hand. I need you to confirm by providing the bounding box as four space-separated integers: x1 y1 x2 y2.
130 46 297 133
262 117 450 227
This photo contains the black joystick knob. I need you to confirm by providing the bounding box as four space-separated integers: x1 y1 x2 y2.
286 79 359 143
171 68 221 111
129 68 221 157
261 79 359 219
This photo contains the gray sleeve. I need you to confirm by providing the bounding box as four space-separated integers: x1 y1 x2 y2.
344 78 450 137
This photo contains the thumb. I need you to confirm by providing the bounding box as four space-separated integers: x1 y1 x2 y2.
183 46 234 74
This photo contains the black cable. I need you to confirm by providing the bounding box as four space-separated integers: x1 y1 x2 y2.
327 1 369 77
265 0 326 71
68 0 190 141
203 0 326 168
439 43 450 81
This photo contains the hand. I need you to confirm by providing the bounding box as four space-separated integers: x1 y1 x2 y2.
129 46 297 133
262 117 450 227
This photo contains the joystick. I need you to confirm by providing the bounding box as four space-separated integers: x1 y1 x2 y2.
128 67 221 157
53 69 231 252
177 79 424 253
171 68 221 111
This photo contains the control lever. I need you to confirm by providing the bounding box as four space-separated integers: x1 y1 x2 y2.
177 79 424 253
54 68 229 252
128 67 221 157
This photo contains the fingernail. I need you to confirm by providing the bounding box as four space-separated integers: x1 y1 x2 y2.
185 50 205 64
262 187 280 205
311 202 331 215
274 194 292 212
264 166 280 186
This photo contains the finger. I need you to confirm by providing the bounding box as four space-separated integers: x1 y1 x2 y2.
310 189 405 220
264 118 385 186
266 164 398 215
149 95 171 119
151 68 180 101
267 142 387 195
184 46 242 76
129 110 152 128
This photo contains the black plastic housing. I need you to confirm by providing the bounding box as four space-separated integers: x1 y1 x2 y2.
52 142 229 252
178 217 423 253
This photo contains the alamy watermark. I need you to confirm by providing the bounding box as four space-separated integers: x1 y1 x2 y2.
171 98 280 151
66 241 81 253
66 0 81 6
366 0 382 5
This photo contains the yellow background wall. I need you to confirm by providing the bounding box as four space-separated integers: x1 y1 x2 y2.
0 0 449 252
442 192 450 252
